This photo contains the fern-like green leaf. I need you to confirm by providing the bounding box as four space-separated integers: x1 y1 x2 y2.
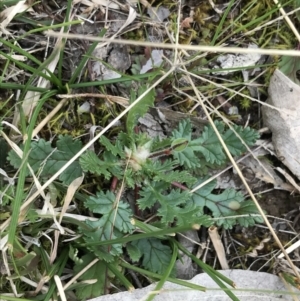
156 189 190 224
171 119 203 168
153 170 196 186
190 121 226 165
100 136 124 158
191 179 261 229
80 150 123 180
171 120 259 170
137 182 170 210
138 184 201 225
80 150 111 179
222 125 259 156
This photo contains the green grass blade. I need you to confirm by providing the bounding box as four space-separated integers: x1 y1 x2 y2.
57 0 74 81
211 0 235 46
69 70 162 89
0 50 52 81
0 82 49 92
107 262 134 291
7 91 56 248
174 239 239 301
68 27 108 85
82 224 200 247
120 261 206 291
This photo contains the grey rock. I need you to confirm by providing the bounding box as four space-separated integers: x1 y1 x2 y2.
88 270 299 301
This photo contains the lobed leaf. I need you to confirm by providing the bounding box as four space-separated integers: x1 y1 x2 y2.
83 218 123 261
137 182 169 210
153 170 197 186
131 238 172 274
84 191 134 233
100 135 124 158
156 189 190 224
8 136 83 185
222 125 259 156
80 150 123 180
74 254 108 299
191 179 261 229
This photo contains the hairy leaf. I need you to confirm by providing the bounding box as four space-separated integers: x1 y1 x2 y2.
131 238 172 274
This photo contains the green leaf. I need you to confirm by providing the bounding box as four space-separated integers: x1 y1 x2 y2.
80 150 122 180
74 254 107 299
278 55 300 85
173 147 202 169
81 191 134 261
84 191 134 233
82 218 123 261
171 119 204 168
156 189 190 224
137 182 170 210
146 159 178 174
222 125 259 156
172 119 192 140
153 170 196 186
171 120 259 170
45 135 82 185
236 201 264 227
126 85 155 133
191 179 261 229
80 150 111 179
8 139 53 173
100 135 124 158
138 184 200 226
126 243 142 262
131 238 172 274
190 121 226 165
8 136 83 185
